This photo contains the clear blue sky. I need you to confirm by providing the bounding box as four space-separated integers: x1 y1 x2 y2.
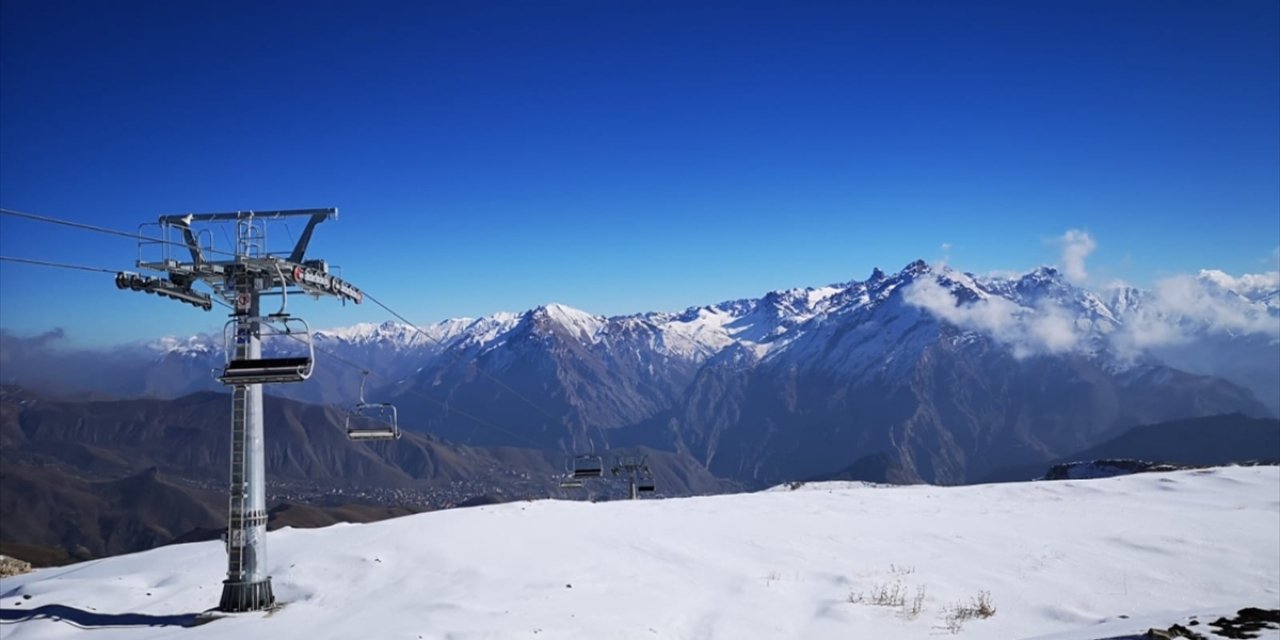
2 0 1278 346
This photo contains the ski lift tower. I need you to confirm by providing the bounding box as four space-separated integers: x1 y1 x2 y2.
121 208 364 612
611 454 656 500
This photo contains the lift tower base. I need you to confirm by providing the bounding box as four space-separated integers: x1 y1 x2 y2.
220 578 275 613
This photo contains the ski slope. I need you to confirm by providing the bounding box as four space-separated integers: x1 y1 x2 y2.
2 466 1277 639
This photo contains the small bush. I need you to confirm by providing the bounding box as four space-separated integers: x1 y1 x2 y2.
869 581 906 607
889 563 916 576
973 591 995 618
940 591 996 634
847 567 931 619
849 580 925 618
907 585 927 618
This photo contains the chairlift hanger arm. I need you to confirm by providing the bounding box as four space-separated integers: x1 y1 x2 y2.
287 214 326 264
171 219 205 266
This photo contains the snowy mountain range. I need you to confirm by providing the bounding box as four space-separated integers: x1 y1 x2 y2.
3 261 1276 486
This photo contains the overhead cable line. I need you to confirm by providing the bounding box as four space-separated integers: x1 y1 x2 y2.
1 207 149 242
312 342 545 449
362 290 567 427
2 207 240 259
0 255 120 274
227 292 548 449
2 206 566 446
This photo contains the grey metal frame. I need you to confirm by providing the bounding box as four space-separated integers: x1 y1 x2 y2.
122 208 366 613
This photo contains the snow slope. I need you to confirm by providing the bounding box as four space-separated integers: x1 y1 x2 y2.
2 467 1277 640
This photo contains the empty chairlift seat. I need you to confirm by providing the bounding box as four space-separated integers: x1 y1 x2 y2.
345 372 401 441
346 403 400 441
220 356 313 385
570 454 604 479
218 315 315 385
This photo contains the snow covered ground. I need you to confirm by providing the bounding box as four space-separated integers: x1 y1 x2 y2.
2 466 1277 640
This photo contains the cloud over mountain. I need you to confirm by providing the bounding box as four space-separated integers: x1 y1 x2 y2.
900 230 1278 361
1058 229 1097 284
901 276 1081 358
1111 271 1279 352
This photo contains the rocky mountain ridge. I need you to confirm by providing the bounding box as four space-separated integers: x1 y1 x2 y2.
3 262 1276 487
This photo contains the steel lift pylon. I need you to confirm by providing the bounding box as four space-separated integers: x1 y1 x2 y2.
121 208 365 612
612 454 656 500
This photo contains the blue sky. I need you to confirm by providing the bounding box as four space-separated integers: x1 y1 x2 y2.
2 0 1277 346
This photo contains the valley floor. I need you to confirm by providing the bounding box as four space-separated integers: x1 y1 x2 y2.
1 467 1277 640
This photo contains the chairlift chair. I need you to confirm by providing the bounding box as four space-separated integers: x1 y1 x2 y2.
218 314 315 385
570 454 605 479
346 372 401 441
559 478 585 489
637 477 656 493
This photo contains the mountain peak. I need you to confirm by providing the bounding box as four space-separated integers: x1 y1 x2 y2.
1025 265 1062 280
1008 266 1070 294
901 259 931 277
886 260 933 286
533 302 594 319
529 303 604 341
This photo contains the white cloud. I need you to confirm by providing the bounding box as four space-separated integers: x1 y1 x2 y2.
1057 229 1096 284
893 228 1280 364
1154 273 1276 334
902 277 1080 358
1197 269 1279 298
1026 304 1080 354
904 260 1279 362
1110 272 1280 356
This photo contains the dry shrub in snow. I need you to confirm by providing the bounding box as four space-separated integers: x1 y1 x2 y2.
849 581 928 619
941 591 997 633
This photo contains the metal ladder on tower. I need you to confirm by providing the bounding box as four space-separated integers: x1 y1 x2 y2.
226 385 248 584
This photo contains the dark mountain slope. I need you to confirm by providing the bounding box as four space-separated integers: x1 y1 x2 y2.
0 387 727 496
0 388 729 564
0 465 223 560
980 413 1280 483
659 324 1267 487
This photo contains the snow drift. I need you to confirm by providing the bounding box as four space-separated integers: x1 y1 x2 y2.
1 466 1277 639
